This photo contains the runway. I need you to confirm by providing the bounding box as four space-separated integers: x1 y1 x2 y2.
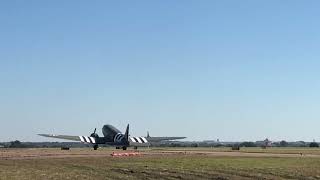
1 147 320 160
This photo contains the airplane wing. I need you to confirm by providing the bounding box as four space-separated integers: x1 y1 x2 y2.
38 134 97 144
145 136 186 142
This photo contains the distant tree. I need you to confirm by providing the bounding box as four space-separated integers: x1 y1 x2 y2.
214 144 224 147
9 140 25 148
169 143 182 147
240 142 256 147
309 142 319 148
280 140 288 147
297 141 307 147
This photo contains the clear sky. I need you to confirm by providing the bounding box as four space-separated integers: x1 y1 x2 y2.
1 1 320 142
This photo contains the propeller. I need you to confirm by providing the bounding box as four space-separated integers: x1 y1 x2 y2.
90 128 99 138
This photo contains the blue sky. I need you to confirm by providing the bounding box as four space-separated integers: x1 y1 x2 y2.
1 1 320 142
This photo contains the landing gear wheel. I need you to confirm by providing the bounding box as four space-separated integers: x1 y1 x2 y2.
93 145 98 150
134 146 138 150
122 147 127 150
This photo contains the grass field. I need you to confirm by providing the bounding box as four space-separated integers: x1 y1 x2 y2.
152 147 320 155
1 147 320 179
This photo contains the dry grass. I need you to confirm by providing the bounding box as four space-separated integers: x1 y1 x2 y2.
1 147 320 179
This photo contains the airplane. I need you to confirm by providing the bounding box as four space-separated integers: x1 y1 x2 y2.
38 124 186 150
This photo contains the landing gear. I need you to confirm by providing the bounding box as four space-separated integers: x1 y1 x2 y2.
93 145 98 150
134 146 138 150
122 147 127 150
116 147 120 149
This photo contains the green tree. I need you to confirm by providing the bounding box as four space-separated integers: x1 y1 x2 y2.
240 142 256 147
309 142 319 148
280 140 288 147
9 140 24 148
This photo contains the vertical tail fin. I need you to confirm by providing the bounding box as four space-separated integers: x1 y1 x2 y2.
124 124 129 141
